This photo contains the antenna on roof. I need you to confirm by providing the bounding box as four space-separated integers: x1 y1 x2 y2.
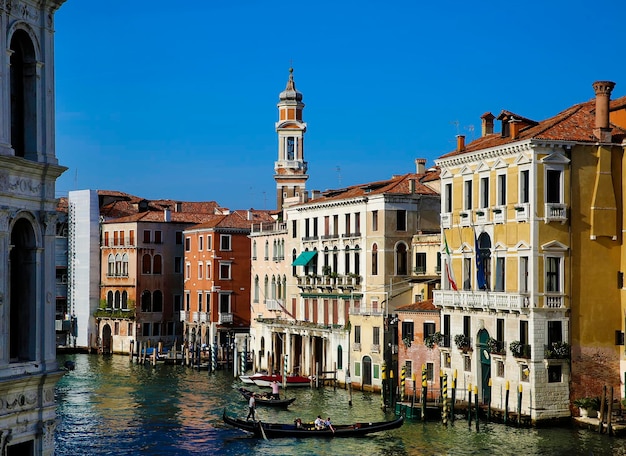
466 124 475 141
450 120 460 135
336 166 342 187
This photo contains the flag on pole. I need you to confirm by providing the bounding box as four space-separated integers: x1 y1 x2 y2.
443 233 458 291
475 231 487 290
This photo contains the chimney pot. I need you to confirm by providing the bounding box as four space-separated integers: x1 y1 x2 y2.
456 135 465 152
481 112 495 137
415 158 426 174
592 80 616 142
509 117 521 140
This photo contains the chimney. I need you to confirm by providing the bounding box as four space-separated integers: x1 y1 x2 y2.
164 207 171 222
456 135 465 152
409 178 416 194
481 112 495 136
509 117 521 140
592 80 616 142
415 158 426 174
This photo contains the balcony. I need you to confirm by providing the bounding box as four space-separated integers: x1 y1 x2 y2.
251 221 287 234
179 311 188 322
265 299 283 311
219 313 233 324
492 206 506 224
545 203 568 224
434 289 529 311
441 213 452 229
199 312 208 323
349 305 383 316
545 294 565 308
514 203 530 222
474 209 490 224
341 232 362 239
459 211 472 227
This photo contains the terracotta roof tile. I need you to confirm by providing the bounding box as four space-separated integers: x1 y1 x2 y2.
396 299 437 312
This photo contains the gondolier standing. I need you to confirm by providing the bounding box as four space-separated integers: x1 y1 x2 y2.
246 394 256 421
270 380 280 400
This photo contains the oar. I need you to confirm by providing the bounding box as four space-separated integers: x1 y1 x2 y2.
255 408 268 441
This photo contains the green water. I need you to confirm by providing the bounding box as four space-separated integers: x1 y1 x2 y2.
55 354 624 455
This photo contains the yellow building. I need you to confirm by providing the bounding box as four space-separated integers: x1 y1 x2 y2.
434 81 626 423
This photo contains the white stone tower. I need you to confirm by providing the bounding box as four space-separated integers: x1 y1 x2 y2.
274 68 308 210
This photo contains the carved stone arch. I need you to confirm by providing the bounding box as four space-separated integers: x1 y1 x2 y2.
8 21 42 61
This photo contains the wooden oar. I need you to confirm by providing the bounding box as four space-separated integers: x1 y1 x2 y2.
255 409 268 441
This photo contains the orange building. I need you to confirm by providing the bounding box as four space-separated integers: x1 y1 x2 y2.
182 210 273 360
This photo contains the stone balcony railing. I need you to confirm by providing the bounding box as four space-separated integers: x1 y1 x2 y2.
296 274 362 292
349 306 383 316
219 313 233 324
433 290 562 311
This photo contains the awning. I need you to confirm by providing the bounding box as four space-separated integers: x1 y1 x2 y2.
292 251 317 266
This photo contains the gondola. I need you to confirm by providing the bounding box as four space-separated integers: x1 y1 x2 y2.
238 388 296 408
222 410 404 438
252 374 311 387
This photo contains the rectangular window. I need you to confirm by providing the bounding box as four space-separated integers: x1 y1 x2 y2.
185 237 191 251
198 263 203 279
443 314 450 347
175 231 183 244
174 257 182 274
324 216 330 236
464 356 471 372
423 322 435 339
372 210 378 231
497 318 504 342
220 235 231 251
373 327 380 345
463 257 472 290
480 177 489 208
185 263 190 280
402 321 414 341
333 215 339 236
415 252 426 274
354 325 361 344
547 321 563 345
520 320 529 345
199 236 203 251
405 361 412 379
463 315 471 337
313 217 318 237
548 365 562 383
520 170 530 204
396 209 407 231
114 321 119 335
219 262 231 280
104 231 110 246
198 293 203 312
113 231 119 246
174 295 182 312
292 220 297 238
143 230 151 243
426 362 434 382
497 174 506 206
495 257 505 291
546 257 560 292
497 360 505 378
129 230 135 246
142 323 151 337
520 256 529 293
345 213 351 236
305 218 310 238
206 293 211 313
546 169 562 203
464 180 473 210
219 293 231 313
445 183 453 213
207 235 212 250
354 213 360 234
154 230 162 244
436 252 441 273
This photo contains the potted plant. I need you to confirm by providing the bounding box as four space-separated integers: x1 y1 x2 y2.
509 340 523 357
454 334 470 351
402 336 412 349
425 331 443 349
322 265 332 276
574 397 600 418
487 337 502 354
545 341 571 360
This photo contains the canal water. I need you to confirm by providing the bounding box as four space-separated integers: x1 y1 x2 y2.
55 354 624 455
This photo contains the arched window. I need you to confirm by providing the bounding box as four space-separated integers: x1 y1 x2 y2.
273 240 277 260
122 291 128 309
153 290 163 312
252 241 257 260
141 290 152 312
323 247 330 273
115 253 122 276
142 254 151 274
271 275 277 299
396 242 408 275
282 275 287 300
344 247 350 274
114 290 121 309
264 276 269 303
332 246 339 273
153 254 162 274
10 30 37 160
107 290 113 308
107 254 115 276
276 275 281 300
372 243 378 275
264 241 269 260
280 239 285 260
122 253 129 276
292 249 297 277
254 276 260 303
354 245 361 276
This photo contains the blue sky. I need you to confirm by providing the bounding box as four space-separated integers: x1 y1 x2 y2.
54 1 626 210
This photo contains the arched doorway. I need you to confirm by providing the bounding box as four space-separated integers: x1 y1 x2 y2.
477 328 491 403
10 218 37 362
102 324 112 354
362 355 372 386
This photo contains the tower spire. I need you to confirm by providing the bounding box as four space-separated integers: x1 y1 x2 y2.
274 68 308 211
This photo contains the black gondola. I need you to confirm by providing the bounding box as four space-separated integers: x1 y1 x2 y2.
222 410 404 438
238 388 296 408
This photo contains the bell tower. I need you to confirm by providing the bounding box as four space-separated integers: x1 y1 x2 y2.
274 67 308 210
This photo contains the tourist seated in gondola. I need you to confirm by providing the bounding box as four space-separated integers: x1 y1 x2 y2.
314 415 324 430
294 418 302 429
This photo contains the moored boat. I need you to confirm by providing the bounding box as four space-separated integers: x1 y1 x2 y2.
239 372 268 384
222 410 404 438
238 388 296 408
252 374 311 387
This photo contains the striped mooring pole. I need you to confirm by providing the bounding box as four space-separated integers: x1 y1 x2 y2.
467 383 473 427
421 364 427 421
283 354 288 389
400 365 406 402
240 350 245 375
211 343 217 373
381 361 386 410
442 373 448 425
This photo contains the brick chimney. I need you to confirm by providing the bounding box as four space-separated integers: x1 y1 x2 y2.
592 80 616 142
415 158 426 174
456 135 465 152
509 117 521 140
481 112 495 136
